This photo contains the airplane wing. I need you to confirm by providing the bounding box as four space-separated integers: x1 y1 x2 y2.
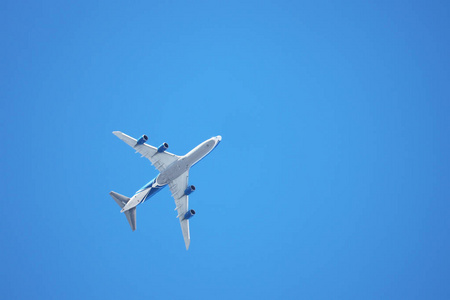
113 131 179 172
168 171 192 250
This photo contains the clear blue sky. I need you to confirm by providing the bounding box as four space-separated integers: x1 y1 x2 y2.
1 1 450 299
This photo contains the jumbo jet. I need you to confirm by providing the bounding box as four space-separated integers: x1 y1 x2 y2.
110 131 222 250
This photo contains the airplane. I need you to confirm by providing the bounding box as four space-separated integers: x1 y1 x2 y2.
110 131 222 250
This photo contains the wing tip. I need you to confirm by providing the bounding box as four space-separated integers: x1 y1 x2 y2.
184 231 191 250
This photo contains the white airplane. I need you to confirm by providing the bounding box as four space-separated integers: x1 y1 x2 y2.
110 131 222 250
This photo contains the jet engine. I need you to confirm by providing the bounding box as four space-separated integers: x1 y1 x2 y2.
157 142 169 153
184 209 196 220
136 135 148 145
184 185 196 195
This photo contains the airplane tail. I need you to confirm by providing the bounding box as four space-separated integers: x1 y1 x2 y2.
110 191 136 231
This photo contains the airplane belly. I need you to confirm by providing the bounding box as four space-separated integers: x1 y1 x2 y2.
158 161 186 184
142 185 165 202
185 145 210 167
121 189 148 212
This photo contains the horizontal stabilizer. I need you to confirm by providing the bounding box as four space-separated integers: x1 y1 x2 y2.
125 208 137 231
110 191 136 231
110 191 129 208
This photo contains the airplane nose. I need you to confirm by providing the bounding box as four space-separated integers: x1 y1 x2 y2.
217 135 222 141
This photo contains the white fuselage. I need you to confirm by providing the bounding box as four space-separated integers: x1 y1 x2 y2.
120 136 221 212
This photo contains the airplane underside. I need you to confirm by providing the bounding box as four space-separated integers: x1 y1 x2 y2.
110 131 221 249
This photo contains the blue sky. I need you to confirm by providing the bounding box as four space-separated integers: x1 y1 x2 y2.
1 1 450 299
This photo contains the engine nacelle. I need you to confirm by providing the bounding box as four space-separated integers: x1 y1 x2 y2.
136 135 148 145
184 209 196 220
157 142 169 153
184 185 196 195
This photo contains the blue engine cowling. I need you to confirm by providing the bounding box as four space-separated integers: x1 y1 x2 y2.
157 142 169 153
136 135 148 145
184 185 196 195
184 209 196 220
